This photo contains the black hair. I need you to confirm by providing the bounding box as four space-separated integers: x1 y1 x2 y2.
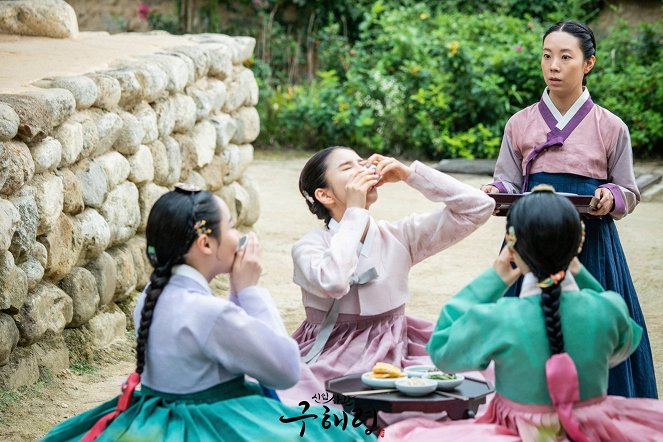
543 20 596 86
506 189 582 355
136 188 221 375
298 146 348 227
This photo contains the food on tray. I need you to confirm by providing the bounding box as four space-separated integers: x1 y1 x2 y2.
427 372 457 380
398 378 432 386
369 362 406 379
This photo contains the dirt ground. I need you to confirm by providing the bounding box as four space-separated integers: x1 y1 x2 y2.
1 153 662 441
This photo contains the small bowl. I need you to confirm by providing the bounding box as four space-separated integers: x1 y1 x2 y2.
361 372 404 389
404 365 438 378
425 373 465 391
395 378 437 396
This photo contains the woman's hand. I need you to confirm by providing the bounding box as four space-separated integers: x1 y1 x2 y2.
364 154 412 186
230 232 263 293
481 185 500 193
344 167 380 209
591 187 614 216
494 246 521 287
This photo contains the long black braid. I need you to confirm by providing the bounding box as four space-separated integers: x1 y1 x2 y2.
507 188 582 356
136 188 221 375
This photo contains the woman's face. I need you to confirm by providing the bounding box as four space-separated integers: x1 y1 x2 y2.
322 148 378 209
541 31 594 97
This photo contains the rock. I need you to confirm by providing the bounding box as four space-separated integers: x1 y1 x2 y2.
152 97 176 138
59 169 84 215
172 93 197 133
0 313 19 366
96 151 130 189
83 305 127 349
69 111 99 158
222 143 254 184
169 46 210 80
133 102 158 144
59 267 99 328
91 110 123 157
99 182 140 246
33 335 69 375
0 250 28 313
0 0 78 39
85 251 116 307
99 68 143 109
191 121 216 168
34 241 47 269
138 182 168 233
237 144 254 175
75 208 111 263
72 159 108 209
39 213 83 282
147 140 169 186
231 107 260 144
243 69 260 107
210 113 237 153
199 156 226 192
222 77 247 114
239 174 261 226
116 290 138 331
0 197 20 251
204 44 233 79
29 137 62 173
113 111 144 155
162 135 182 186
18 254 44 291
172 134 194 181
140 54 191 93
207 78 228 111
218 182 241 225
186 170 206 190
53 120 84 167
33 76 97 110
107 246 136 301
126 236 150 289
233 36 257 63
31 173 64 235
112 60 168 103
9 186 38 262
0 347 39 389
185 81 214 121
0 140 35 196
15 282 73 346
86 73 121 110
0 102 19 141
127 145 154 184
0 89 76 142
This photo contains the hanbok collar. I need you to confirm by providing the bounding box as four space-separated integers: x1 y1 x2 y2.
327 216 376 257
541 87 591 131
172 264 211 292
519 272 579 298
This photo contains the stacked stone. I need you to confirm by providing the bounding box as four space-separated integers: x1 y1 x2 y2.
0 35 260 389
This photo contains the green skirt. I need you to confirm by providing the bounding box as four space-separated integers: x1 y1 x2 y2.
40 377 376 441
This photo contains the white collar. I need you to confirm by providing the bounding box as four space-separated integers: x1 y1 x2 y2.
542 87 590 130
172 264 210 292
519 272 580 298
328 217 376 257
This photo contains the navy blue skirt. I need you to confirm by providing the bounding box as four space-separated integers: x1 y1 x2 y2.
504 172 658 399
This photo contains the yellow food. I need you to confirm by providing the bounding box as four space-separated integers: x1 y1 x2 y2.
370 362 405 378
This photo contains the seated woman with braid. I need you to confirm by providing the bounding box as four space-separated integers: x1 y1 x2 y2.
384 186 663 442
40 185 374 442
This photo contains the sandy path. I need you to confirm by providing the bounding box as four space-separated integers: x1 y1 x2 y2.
2 154 661 441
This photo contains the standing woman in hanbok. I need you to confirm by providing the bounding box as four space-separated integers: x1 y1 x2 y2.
278 146 495 403
481 20 657 399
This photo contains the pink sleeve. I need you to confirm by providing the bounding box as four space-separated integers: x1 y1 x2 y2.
599 125 640 219
492 125 524 193
390 161 495 266
292 208 369 299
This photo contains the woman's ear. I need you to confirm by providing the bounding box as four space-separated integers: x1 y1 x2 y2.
192 234 213 256
584 54 596 75
314 188 335 207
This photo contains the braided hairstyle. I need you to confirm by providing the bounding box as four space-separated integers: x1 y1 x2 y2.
506 189 582 355
544 20 596 86
298 146 347 227
136 188 221 375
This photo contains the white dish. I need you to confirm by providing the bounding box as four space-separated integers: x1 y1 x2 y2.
425 373 465 391
395 378 437 396
360 372 404 389
404 365 438 378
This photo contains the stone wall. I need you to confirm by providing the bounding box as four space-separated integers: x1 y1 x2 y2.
0 33 261 389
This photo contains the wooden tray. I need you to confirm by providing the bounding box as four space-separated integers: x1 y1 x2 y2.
488 193 598 216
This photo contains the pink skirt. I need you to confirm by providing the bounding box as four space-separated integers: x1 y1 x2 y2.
278 306 434 406
383 393 663 442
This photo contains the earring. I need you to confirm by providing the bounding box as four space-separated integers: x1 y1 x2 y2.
506 226 517 249
577 221 586 255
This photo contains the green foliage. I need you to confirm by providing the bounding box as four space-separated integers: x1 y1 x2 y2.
70 360 99 376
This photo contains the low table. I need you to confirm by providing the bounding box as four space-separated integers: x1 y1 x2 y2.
325 373 494 429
